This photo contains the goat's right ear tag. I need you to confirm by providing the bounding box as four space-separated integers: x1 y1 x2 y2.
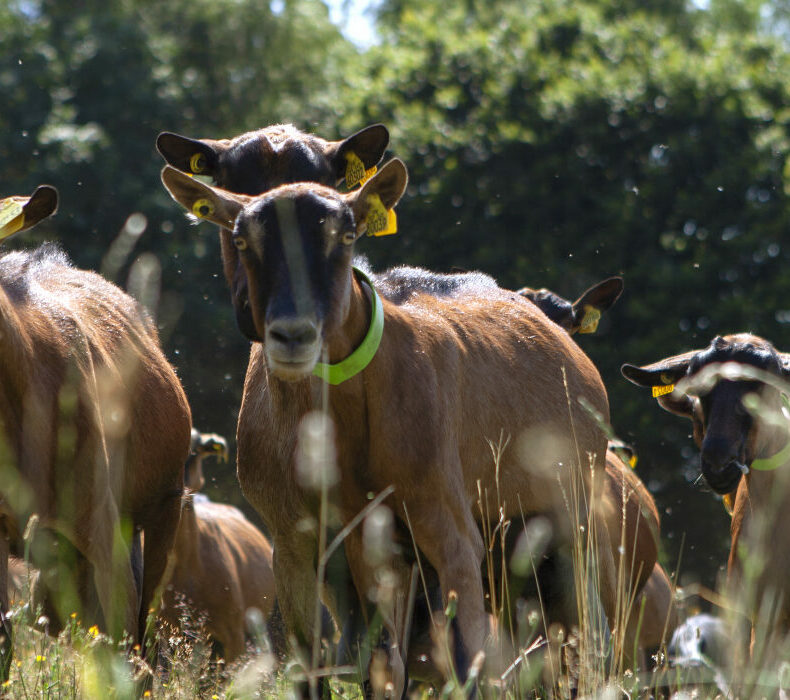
629 454 638 469
365 194 397 236
652 384 675 398
0 199 25 239
345 152 377 189
578 305 601 334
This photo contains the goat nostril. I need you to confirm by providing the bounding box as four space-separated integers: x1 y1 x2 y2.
268 320 318 347
269 328 291 345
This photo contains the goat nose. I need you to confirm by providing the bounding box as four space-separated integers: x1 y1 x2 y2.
267 318 318 347
701 436 737 471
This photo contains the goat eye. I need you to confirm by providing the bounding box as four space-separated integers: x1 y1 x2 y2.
192 198 214 218
234 237 248 251
190 152 207 173
341 230 356 245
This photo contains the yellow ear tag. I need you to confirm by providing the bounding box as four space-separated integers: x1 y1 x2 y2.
365 194 398 237
192 198 214 219
190 152 207 174
578 305 601 334
345 152 377 188
652 384 675 398
629 454 638 469
722 492 734 516
0 199 25 239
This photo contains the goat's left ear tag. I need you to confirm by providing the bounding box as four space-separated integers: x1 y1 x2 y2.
0 199 25 239
578 305 601 334
722 492 734 516
365 194 397 237
652 383 675 398
190 152 207 174
629 454 638 469
192 198 214 219
345 152 377 189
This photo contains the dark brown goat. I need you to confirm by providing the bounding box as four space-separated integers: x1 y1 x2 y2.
161 160 614 692
622 333 790 659
161 430 275 662
0 187 191 675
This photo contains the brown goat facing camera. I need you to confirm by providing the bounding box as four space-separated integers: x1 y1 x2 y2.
161 158 616 695
158 122 392 686
622 333 790 664
161 429 275 662
0 187 191 677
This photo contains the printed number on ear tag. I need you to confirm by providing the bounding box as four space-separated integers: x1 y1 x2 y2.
652 384 675 398
345 152 377 188
0 199 25 237
365 195 398 237
578 306 601 334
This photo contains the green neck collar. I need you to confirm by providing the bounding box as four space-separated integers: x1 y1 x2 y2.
750 394 790 472
312 267 383 386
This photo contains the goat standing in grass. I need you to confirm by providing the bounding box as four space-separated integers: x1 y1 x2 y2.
0 186 191 677
161 430 275 662
623 333 790 669
161 159 616 696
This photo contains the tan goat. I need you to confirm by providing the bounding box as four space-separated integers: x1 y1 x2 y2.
161 430 275 662
161 159 615 693
0 186 191 676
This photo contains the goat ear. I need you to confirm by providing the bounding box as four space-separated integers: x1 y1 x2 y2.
326 124 390 185
622 354 701 420
656 392 700 420
0 185 59 240
346 158 408 234
157 132 224 177
571 277 623 334
160 165 248 229
621 351 698 389
517 287 575 331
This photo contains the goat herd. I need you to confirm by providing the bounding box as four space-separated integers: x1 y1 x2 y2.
0 122 788 697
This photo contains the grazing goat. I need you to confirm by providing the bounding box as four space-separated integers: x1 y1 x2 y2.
622 333 790 662
161 159 614 694
161 430 275 662
0 186 191 676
